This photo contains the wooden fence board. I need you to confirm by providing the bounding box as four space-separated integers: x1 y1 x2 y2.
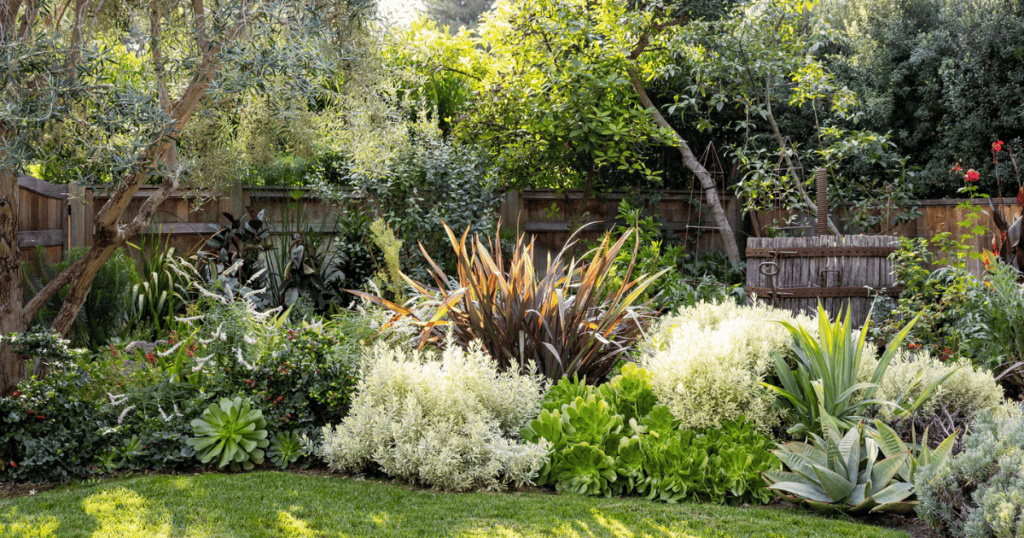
18 175 66 265
745 235 898 326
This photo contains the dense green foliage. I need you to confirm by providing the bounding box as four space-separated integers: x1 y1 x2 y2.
0 330 104 483
423 0 494 30
0 296 368 482
521 365 779 504
821 0 1024 199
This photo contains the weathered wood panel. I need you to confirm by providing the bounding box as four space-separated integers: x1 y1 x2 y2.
500 190 743 270
17 175 66 265
753 198 1022 276
745 235 898 327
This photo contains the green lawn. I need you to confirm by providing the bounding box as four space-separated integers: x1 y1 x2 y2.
0 472 907 538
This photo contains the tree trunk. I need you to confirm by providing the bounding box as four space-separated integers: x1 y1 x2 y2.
0 164 24 395
628 70 741 264
23 11 233 335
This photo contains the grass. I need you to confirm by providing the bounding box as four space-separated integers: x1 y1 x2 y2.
0 471 908 538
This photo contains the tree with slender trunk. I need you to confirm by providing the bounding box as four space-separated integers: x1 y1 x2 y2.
452 0 743 261
0 0 370 394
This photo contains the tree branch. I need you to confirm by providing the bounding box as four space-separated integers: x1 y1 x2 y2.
627 68 740 263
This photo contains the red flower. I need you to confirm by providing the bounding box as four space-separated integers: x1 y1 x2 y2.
966 169 980 182
9 461 15 468
951 163 963 173
36 415 45 420
994 140 1004 153
1017 187 1023 207
11 391 19 398
908 343 918 349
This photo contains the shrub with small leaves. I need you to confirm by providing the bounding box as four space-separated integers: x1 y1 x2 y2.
641 301 814 432
915 405 1024 537
309 341 549 491
0 328 105 483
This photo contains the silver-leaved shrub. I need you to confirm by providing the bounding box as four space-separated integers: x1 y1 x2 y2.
307 340 549 491
915 405 1024 537
640 301 815 432
874 351 1004 422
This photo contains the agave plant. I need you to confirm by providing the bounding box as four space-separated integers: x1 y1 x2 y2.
870 419 957 483
765 303 951 438
763 399 915 514
348 223 665 382
186 397 269 471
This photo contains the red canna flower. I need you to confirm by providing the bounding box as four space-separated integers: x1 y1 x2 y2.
994 140 1004 153
966 169 980 182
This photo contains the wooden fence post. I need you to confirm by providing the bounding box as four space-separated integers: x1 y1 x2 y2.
67 182 87 251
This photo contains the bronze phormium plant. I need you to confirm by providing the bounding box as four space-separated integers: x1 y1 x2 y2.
349 223 666 382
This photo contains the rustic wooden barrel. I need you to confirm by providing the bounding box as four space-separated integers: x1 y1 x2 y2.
745 235 899 327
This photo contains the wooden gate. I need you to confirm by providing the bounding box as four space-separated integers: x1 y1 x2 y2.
745 235 899 327
18 175 68 265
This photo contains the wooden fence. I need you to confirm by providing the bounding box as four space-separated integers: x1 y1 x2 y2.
745 235 898 326
68 183 347 261
498 190 743 263
13 175 1022 280
753 197 1022 275
18 175 68 266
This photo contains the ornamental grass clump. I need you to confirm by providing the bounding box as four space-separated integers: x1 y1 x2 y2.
308 341 550 491
349 223 664 382
640 301 813 432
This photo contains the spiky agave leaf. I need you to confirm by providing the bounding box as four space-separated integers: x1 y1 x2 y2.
764 419 918 513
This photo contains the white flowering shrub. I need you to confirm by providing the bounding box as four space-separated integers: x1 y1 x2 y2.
639 301 815 432
875 351 1004 421
308 341 550 491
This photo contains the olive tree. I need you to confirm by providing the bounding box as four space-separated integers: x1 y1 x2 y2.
0 0 370 394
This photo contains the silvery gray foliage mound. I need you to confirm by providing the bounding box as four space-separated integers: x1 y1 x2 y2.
307 340 550 491
915 404 1024 537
